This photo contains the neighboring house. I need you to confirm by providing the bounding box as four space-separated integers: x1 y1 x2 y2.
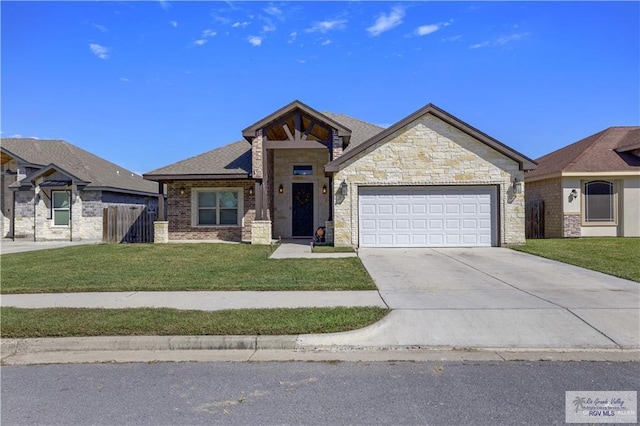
1 138 158 241
144 100 536 247
525 127 640 238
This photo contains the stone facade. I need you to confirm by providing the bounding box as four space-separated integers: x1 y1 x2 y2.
332 130 343 160
272 149 331 239
154 221 169 243
563 214 581 237
251 220 272 244
331 114 525 247
165 179 255 241
524 177 563 238
10 186 154 241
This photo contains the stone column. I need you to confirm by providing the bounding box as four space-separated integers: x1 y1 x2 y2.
251 220 272 245
154 221 169 243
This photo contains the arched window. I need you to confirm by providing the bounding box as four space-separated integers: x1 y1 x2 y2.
584 181 614 222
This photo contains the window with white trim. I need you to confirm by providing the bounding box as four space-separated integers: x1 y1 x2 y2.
584 180 615 223
52 191 70 226
192 188 242 226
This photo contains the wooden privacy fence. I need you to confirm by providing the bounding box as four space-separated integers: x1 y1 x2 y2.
103 205 155 243
525 200 545 239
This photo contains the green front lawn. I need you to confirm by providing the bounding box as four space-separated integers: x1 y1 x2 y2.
0 306 389 338
0 244 375 294
511 238 640 282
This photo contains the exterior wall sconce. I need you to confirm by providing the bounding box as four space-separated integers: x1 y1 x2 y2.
512 178 523 194
569 188 578 202
340 180 348 196
180 187 186 195
278 184 284 194
322 184 327 195
248 186 254 195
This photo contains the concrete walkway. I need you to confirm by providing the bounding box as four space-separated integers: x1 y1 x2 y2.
269 239 357 259
1 291 386 310
0 239 98 255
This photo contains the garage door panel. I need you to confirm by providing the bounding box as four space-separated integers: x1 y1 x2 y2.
359 186 496 248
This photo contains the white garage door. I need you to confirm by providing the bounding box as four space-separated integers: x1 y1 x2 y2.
359 186 497 247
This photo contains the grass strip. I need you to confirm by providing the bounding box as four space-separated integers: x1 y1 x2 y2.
511 238 640 282
1 243 375 294
0 307 389 338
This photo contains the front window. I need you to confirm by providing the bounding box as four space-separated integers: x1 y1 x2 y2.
584 181 615 222
193 188 240 226
52 191 70 226
293 165 313 175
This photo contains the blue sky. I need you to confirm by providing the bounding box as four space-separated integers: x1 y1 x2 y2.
2 1 639 175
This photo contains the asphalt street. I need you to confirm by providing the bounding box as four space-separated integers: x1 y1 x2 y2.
2 361 638 425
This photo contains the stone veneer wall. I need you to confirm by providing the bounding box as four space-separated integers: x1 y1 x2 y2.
12 190 35 239
166 180 255 241
272 150 331 239
563 214 581 237
524 178 563 238
331 114 525 247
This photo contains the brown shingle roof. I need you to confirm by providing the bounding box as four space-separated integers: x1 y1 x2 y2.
144 112 384 179
525 127 640 180
144 140 251 179
321 112 385 150
1 138 158 194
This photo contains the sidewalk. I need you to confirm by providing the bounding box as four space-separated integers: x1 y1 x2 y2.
269 239 357 259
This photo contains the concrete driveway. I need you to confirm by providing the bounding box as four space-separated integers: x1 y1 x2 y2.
298 248 640 350
0 239 98 255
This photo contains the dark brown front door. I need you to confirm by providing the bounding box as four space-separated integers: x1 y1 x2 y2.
292 183 314 236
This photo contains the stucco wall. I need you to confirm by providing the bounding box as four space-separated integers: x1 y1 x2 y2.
331 113 525 247
622 176 640 237
272 149 331 239
166 180 255 242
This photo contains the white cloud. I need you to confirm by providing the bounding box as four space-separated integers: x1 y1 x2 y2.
470 41 490 49
264 5 282 18
367 6 404 36
470 32 529 49
158 0 170 11
248 36 263 46
442 35 462 42
89 43 109 59
120 77 130 83
170 21 178 28
263 24 276 32
495 32 529 45
194 39 207 46
321 39 332 46
415 25 439 36
92 23 108 33
202 29 217 38
232 21 250 28
306 19 347 33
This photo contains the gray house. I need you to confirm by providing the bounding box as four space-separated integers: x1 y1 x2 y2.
1 138 158 241
145 101 536 247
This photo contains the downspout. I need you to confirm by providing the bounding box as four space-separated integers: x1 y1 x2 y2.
69 186 73 242
33 188 37 242
11 190 15 241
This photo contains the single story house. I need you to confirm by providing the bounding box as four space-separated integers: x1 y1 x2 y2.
144 100 536 247
525 127 640 238
1 138 158 241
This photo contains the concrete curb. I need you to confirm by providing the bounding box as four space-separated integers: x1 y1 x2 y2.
1 335 298 355
2 337 639 365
